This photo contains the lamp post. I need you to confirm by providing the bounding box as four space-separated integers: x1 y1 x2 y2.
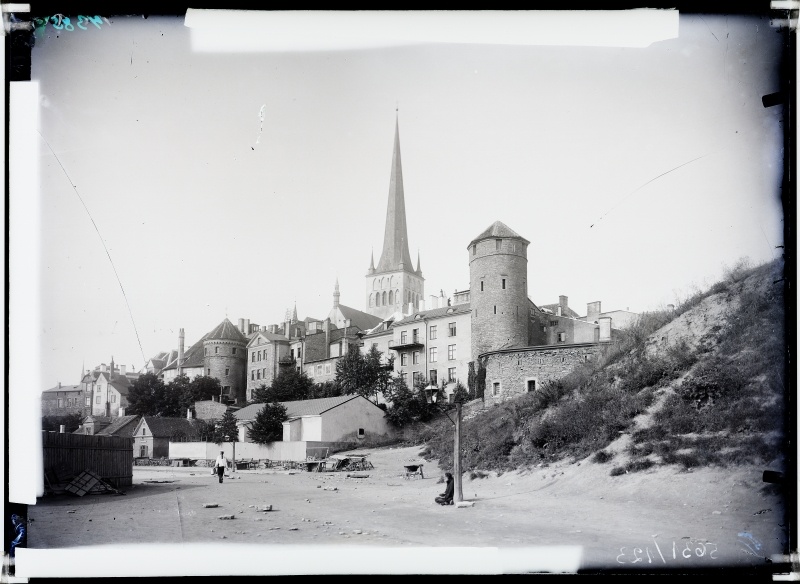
225 435 236 473
430 390 463 503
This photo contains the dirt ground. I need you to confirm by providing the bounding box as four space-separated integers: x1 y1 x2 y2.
22 444 791 576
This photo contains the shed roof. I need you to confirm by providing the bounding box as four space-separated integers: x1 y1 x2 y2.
234 395 364 422
97 415 140 438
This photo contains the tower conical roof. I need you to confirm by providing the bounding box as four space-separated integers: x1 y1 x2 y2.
375 117 414 274
468 221 530 247
205 318 247 343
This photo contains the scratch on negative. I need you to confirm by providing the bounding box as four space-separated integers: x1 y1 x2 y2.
591 153 709 228
37 131 147 364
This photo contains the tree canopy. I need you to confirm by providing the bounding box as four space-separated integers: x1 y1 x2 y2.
127 373 224 417
335 346 393 404
250 366 315 403
217 410 239 442
247 402 288 444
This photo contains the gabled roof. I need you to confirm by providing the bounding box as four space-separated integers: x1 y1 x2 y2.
336 304 382 332
393 303 471 326
234 395 365 422
539 303 581 319
468 221 530 247
97 415 140 438
139 417 202 439
162 336 207 372
42 384 81 394
246 330 290 347
206 318 247 343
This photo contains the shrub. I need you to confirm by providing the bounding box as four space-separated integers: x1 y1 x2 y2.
610 466 626 476
592 450 614 464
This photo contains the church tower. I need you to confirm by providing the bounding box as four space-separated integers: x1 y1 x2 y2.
366 116 424 319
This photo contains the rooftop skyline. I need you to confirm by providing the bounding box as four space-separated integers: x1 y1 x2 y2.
22 11 786 390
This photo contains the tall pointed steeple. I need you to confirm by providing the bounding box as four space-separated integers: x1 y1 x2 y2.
367 249 375 275
333 278 341 309
375 115 414 274
416 250 422 276
292 302 298 322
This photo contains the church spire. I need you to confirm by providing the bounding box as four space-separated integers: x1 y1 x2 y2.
375 115 414 274
416 250 422 276
367 249 375 275
333 278 340 309
292 302 298 322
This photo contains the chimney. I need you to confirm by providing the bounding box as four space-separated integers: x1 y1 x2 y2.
178 328 185 376
407 302 413 315
324 318 331 358
556 306 562 316
559 295 568 314
419 299 426 311
429 295 438 310
59 425 65 434
119 407 125 417
238 318 245 333
587 301 601 322
57 381 61 389
119 364 126 376
244 319 250 334
100 364 107 372
285 319 291 339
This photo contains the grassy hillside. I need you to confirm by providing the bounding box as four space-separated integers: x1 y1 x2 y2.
416 258 787 476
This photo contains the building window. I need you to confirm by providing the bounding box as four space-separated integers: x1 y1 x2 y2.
57 398 64 408
205 348 208 356
448 322 456 336
96 396 101 404
222 386 231 395
207 369 211 376
298 348 302 359
413 351 420 365
252 352 256 362
429 325 437 340
557 332 566 343
400 331 408 344
412 328 419 343
429 370 438 385
527 379 537 392
448 345 456 360
480 281 484 292
448 367 456 382
429 347 437 362
251 371 255 381
502 278 506 289
316 365 323 375
225 368 229 376
401 353 408 366
413 371 423 386
493 382 501 396
142 428 145 436
325 363 332 374
257 370 261 380
358 428 365 438
496 238 502 251
550 320 559 326
372 343 378 350
400 371 407 382
215 346 219 354
232 348 237 355
85 397 90 406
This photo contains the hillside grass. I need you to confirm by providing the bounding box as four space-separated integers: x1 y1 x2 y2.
416 258 786 476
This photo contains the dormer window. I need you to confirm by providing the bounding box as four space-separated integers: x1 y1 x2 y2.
496 239 502 251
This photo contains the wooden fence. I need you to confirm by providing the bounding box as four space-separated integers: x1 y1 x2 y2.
42 431 134 487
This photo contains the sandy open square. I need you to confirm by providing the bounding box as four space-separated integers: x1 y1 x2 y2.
22 445 789 575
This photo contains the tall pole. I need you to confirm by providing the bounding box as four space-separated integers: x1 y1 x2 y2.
454 402 463 502
232 439 236 473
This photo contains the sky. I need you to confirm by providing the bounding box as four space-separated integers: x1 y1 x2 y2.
25 10 787 390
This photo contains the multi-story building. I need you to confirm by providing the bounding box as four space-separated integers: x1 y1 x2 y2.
41 383 83 417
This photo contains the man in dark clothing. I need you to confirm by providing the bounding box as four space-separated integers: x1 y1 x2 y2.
435 472 454 505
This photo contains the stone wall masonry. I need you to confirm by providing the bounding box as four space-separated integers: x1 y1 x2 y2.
482 343 604 406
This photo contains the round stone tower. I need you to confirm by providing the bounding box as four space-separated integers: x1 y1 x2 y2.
469 221 530 361
203 318 248 405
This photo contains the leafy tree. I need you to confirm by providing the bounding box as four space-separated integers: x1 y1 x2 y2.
335 346 394 404
384 375 439 427
183 376 222 409
308 380 342 399
126 373 166 416
217 410 240 442
451 380 470 404
251 365 314 403
160 374 189 418
247 402 288 444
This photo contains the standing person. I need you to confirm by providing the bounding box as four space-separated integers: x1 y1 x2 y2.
215 450 229 484
9 514 25 575
435 472 454 505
